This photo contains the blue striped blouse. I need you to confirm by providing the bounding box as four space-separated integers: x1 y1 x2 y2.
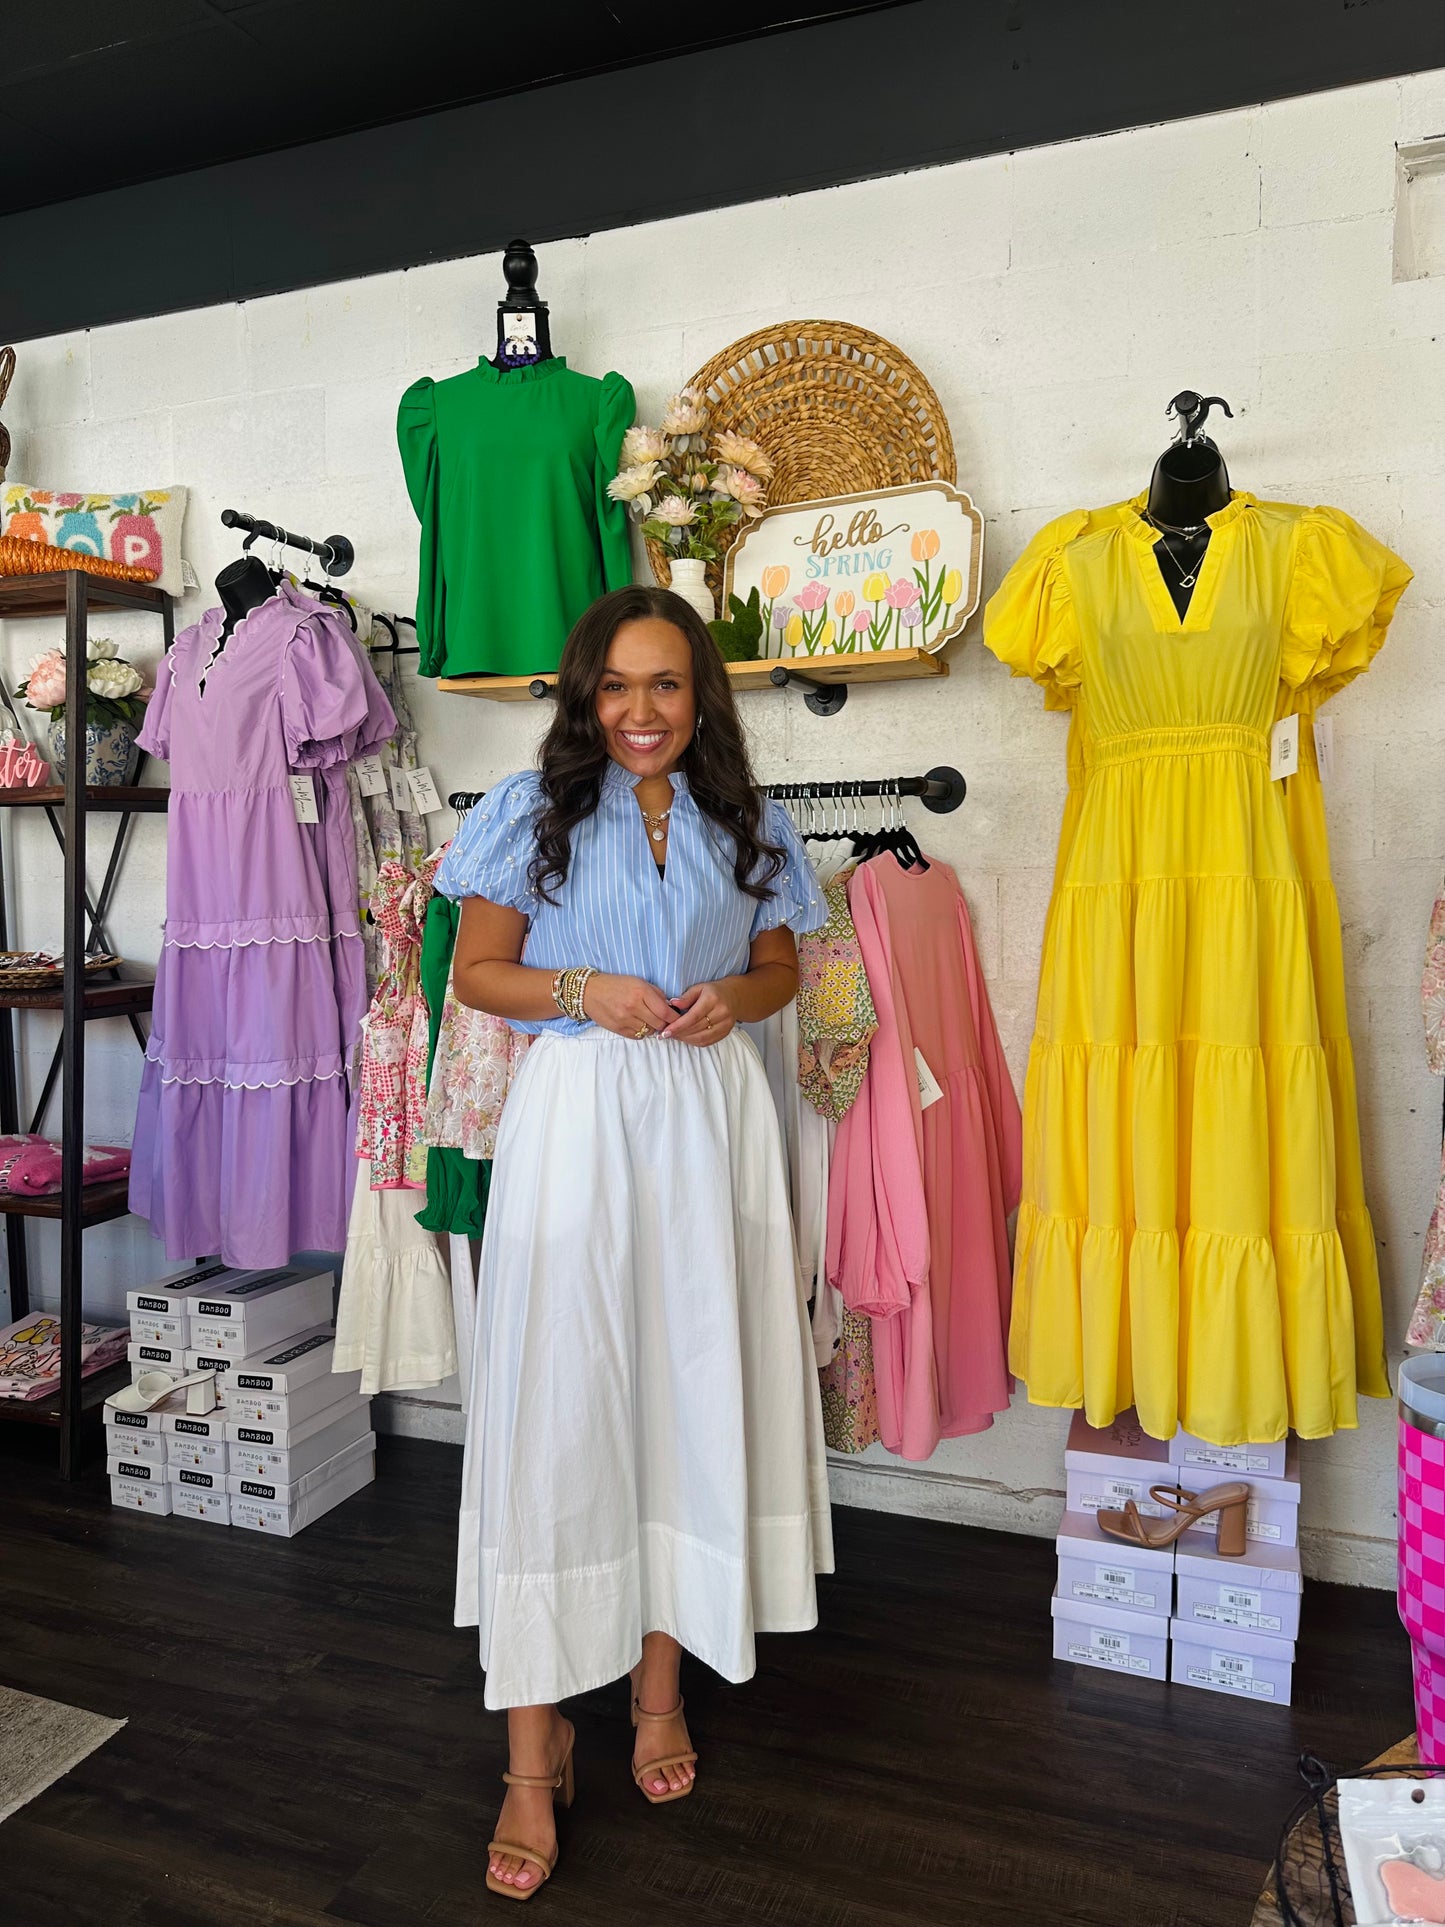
434 761 827 1034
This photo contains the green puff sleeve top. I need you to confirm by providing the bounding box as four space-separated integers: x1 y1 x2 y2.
397 357 635 678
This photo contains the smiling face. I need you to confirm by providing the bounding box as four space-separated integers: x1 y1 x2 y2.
595 617 697 778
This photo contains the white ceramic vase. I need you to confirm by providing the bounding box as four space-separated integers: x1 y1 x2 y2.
666 557 716 625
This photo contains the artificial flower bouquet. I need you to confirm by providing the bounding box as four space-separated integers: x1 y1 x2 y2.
16 634 148 729
607 390 773 562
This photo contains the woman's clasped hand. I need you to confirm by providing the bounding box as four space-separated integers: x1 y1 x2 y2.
581 971 735 1043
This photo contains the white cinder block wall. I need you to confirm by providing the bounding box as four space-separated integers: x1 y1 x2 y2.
7 73 1445 1585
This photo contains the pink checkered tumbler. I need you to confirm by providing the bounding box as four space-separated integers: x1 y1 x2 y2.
1398 1357 1445 1763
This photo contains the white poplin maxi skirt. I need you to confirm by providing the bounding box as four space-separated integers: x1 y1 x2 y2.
455 1026 835 1710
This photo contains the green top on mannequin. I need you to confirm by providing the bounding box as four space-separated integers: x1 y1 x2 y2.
397 357 636 678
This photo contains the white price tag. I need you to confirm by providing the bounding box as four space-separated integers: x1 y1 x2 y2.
354 753 388 798
1270 713 1300 781
289 772 318 824
1313 714 1334 783
914 1048 944 1110
406 765 443 815
388 765 413 812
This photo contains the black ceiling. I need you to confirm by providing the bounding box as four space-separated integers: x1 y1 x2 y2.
2 1 899 214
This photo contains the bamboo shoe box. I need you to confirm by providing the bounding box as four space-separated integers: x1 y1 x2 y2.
226 1396 372 1484
186 1269 334 1357
171 1483 231 1525
1169 1617 1296 1704
164 1427 228 1474
223 1326 362 1430
108 1456 174 1515
1050 1588 1170 1680
125 1261 235 1348
105 1420 167 1465
228 1431 376 1538
1056 1509 1174 1618
128 1339 187 1381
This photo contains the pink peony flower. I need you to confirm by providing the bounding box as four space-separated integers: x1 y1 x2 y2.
793 581 829 611
716 465 766 516
23 651 67 709
884 578 921 609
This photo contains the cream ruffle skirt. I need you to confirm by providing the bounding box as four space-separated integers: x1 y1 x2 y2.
455 1027 834 1709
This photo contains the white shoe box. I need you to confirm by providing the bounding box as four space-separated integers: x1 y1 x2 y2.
1050 1588 1170 1679
1169 1617 1296 1704
1176 1441 1301 1549
126 1261 234 1348
229 1434 376 1538
128 1339 187 1380
165 1430 228 1474
1174 1538 1302 1641
1064 1410 1174 1520
171 1485 231 1525
184 1348 243 1403
187 1270 334 1357
1168 1428 1289 1480
1056 1509 1174 1617
224 1327 362 1430
161 1407 229 1444
166 1460 227 1500
226 1397 372 1484
104 1422 166 1466
108 1457 173 1513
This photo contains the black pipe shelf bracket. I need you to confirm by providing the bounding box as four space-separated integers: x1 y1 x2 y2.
447 767 966 817
220 508 355 577
766 664 847 717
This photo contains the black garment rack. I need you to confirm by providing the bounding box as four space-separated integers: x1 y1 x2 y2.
446 768 967 815
219 508 355 576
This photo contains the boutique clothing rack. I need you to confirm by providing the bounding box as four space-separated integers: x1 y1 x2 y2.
219 508 355 577
446 767 967 816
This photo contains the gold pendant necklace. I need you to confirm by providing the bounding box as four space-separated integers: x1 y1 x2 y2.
639 805 672 845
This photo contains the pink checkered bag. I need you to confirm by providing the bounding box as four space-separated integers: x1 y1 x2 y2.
1398 1356 1445 1763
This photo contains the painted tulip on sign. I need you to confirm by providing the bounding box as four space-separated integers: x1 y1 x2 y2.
723 480 985 658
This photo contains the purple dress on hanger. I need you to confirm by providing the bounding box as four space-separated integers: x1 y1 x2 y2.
129 580 396 1265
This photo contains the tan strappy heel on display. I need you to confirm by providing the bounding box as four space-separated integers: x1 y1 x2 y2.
1098 1480 1250 1555
631 1694 699 1805
485 1728 575 1903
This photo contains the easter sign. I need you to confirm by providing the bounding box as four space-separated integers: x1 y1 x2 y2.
722 480 983 658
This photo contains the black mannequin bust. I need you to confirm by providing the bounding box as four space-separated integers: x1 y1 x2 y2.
492 239 554 368
1143 391 1234 619
214 550 277 643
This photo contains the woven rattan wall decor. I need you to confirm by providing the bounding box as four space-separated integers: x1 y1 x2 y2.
645 320 955 604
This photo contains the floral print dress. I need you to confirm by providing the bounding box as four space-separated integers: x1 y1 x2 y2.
356 856 438 1189
1410 887 1445 1348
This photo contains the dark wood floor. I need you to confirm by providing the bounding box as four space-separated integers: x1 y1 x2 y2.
0 1431 1412 1927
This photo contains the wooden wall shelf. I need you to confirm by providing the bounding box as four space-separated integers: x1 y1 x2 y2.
439 647 949 703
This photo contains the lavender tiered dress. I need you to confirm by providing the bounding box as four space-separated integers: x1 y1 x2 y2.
129 581 395 1265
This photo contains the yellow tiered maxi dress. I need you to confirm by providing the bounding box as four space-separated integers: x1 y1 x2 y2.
985 492 1411 1444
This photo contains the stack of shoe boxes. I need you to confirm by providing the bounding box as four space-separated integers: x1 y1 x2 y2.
1054 1411 1302 1703
1166 1427 1302 1704
106 1266 374 1536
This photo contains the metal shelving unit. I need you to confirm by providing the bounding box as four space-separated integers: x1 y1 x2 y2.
0 570 173 1474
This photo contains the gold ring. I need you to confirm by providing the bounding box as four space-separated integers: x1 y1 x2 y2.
634 1024 651 1039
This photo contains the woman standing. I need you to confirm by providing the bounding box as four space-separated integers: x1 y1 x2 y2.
436 585 834 1901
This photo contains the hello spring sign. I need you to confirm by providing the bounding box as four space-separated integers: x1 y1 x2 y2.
722 481 983 658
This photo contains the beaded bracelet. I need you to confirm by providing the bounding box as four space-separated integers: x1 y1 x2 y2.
551 965 595 1022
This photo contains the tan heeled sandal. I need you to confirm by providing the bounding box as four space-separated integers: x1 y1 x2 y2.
485 1727 575 1903
631 1694 698 1806
1098 1480 1250 1556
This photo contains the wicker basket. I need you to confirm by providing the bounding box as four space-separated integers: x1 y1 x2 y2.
645 320 956 608
0 534 157 584
0 951 120 991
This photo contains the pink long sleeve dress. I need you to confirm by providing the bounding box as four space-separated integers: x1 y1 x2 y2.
826 855 1023 1460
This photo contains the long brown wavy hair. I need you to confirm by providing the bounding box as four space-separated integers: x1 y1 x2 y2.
530 584 785 906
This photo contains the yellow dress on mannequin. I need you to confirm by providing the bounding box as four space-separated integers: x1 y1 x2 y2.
985 493 1410 1444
